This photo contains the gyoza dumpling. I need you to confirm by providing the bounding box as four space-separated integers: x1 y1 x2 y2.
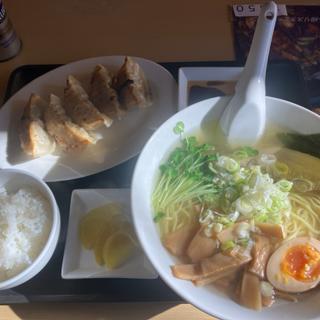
64 75 113 131
44 94 96 152
89 64 124 119
19 94 56 157
114 56 152 110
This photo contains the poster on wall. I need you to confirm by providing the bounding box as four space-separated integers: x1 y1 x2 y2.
233 4 320 112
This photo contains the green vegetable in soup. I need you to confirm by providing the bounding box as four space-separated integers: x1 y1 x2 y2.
278 133 320 158
221 240 236 251
275 148 320 189
232 146 259 160
153 123 292 236
153 212 166 223
153 129 220 234
173 121 185 135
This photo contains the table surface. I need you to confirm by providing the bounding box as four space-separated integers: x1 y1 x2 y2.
0 0 318 319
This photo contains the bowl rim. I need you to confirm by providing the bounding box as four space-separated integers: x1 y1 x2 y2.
131 96 320 320
0 168 60 288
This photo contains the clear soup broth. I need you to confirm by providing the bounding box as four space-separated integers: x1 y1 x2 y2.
152 122 320 311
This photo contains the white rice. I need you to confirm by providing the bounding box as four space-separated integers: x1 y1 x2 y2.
0 186 52 280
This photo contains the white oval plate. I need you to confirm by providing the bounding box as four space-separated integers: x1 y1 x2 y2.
0 56 177 182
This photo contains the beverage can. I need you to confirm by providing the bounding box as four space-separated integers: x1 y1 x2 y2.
0 0 21 61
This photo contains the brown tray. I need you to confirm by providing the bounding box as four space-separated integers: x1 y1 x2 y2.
1 60 308 303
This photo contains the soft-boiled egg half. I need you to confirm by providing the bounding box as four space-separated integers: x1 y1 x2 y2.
267 237 320 293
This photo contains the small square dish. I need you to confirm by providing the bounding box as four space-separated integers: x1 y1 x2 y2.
178 67 243 110
61 188 158 279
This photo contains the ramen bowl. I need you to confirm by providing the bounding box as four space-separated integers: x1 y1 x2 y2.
0 168 60 289
131 96 320 320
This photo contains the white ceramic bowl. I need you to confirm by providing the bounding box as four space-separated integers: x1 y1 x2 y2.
0 168 60 289
131 96 320 320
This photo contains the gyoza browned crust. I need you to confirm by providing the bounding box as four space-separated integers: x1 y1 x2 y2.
19 93 56 157
44 94 96 151
114 56 152 110
64 75 113 130
89 64 124 119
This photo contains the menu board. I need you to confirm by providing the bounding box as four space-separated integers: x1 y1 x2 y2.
233 4 320 110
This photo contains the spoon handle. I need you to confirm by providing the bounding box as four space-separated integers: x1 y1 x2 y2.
236 1 277 94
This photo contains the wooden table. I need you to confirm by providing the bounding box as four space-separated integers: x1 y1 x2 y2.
0 0 318 319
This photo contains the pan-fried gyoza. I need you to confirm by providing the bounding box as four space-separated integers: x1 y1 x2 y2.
19 94 56 157
19 56 153 158
44 94 96 151
89 64 124 120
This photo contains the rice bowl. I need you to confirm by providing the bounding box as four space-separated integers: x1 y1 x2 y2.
0 168 60 289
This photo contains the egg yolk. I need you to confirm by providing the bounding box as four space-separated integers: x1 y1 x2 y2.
281 244 320 281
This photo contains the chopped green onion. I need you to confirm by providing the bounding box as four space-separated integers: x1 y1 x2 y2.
153 124 292 236
217 156 240 173
218 216 233 226
232 149 249 160
221 240 236 251
232 146 258 159
273 161 289 176
236 197 253 216
247 173 259 189
255 213 269 223
276 179 293 192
